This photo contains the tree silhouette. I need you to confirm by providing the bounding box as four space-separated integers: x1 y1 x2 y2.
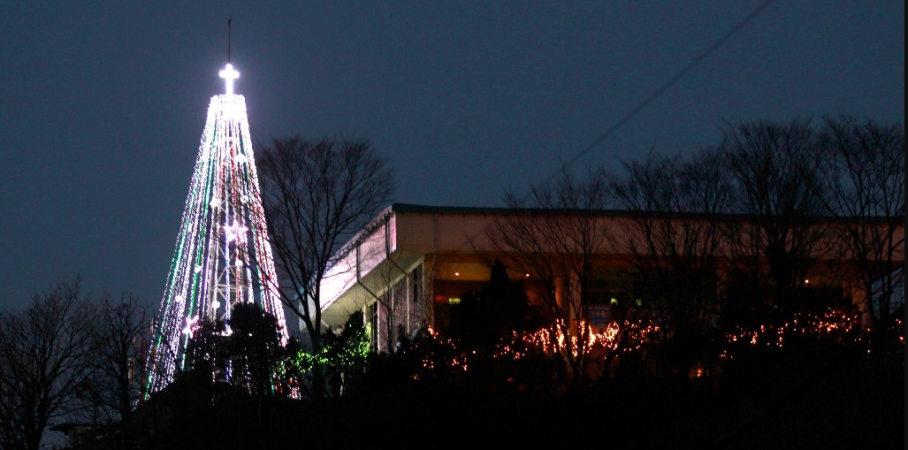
257 136 396 399
449 259 538 352
611 148 731 381
0 278 95 450
722 120 833 319
487 165 615 388
820 116 905 330
184 303 286 396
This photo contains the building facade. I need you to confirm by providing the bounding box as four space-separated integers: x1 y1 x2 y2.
318 203 904 352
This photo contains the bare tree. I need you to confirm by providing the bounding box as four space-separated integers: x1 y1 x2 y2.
359 253 417 354
350 218 431 356
610 148 732 379
0 278 96 450
77 292 149 443
721 120 835 318
820 116 905 329
256 136 396 398
487 166 614 388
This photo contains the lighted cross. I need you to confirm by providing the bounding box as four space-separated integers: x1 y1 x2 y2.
219 63 239 95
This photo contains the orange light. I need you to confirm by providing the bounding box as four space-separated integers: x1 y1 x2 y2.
454 272 460 277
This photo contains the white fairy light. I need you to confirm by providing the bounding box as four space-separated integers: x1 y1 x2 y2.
145 62 289 396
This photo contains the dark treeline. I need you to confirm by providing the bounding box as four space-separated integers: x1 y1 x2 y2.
0 278 148 450
1 117 902 450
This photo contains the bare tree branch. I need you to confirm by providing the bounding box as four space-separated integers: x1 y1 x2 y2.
0 277 97 450
256 136 395 398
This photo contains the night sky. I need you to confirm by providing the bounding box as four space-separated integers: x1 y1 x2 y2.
1 1 903 313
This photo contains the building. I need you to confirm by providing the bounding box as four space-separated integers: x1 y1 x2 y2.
317 203 904 352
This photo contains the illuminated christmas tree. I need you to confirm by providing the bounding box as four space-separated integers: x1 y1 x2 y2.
145 61 288 395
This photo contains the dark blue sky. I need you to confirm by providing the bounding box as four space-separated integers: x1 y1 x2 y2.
1 1 903 311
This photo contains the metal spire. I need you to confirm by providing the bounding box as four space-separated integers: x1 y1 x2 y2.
219 16 239 95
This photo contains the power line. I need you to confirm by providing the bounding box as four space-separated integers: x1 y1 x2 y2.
549 0 775 181
441 1 778 253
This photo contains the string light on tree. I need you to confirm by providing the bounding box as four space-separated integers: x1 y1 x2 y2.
145 25 287 395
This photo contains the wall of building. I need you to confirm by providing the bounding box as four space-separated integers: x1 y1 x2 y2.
322 204 905 351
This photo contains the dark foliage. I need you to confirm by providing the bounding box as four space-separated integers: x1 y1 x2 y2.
97 334 902 450
257 136 396 399
57 116 904 449
448 260 540 350
184 304 288 396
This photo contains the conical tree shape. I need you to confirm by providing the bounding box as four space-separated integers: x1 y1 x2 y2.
145 68 287 395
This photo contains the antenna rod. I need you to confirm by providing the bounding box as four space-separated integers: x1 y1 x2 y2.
227 15 232 62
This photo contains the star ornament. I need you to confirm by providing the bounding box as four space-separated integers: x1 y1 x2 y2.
182 315 200 338
224 220 249 243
